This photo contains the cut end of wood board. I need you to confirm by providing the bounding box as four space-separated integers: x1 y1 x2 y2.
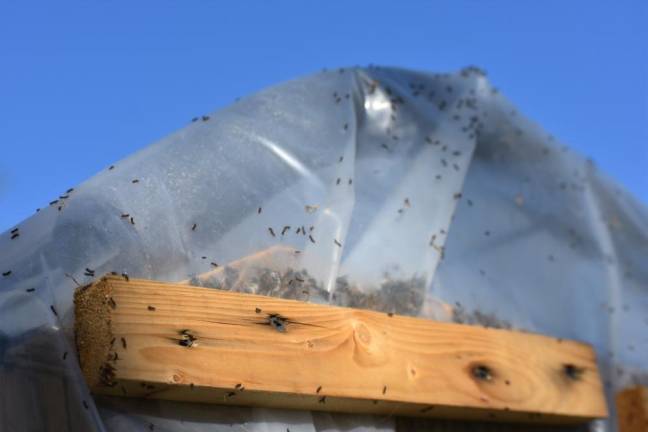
616 386 648 432
74 278 115 389
74 275 608 423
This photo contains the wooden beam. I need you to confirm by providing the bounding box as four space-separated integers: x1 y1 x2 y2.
74 275 607 424
617 386 648 432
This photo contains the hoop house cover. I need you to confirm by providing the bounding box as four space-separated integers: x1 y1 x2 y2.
1 66 646 431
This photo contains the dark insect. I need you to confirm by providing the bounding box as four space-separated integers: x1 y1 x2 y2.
191 223 197 231
132 179 139 184
49 200 59 205
59 194 69 199
2 271 11 277
318 396 326 404
148 305 156 311
343 123 348 130
382 385 387 394
122 272 129 281
108 297 117 309
453 193 462 200
309 235 316 244
235 383 242 390
10 228 18 234
192 117 198 122
66 188 74 193
63 352 68 360
334 239 342 247
404 198 411 207
11 232 19 240
295 276 304 283
130 217 135 225
258 207 262 214
563 364 585 380
210 262 219 267
387 312 394 317
50 305 58 317
420 406 434 413
85 268 95 277
179 329 197 347
255 307 262 313
472 365 493 381
202 115 210 121
110 337 116 348
338 156 344 162
26 288 35 293
316 385 322 393
268 314 287 332
348 179 353 185
121 337 127 349
296 227 301 234
336 178 341 185
83 400 89 410
226 391 236 397
109 165 115 170
268 227 276 237
121 213 130 218
281 226 291 235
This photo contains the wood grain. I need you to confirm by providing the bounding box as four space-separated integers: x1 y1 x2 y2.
74 275 607 423
617 386 648 432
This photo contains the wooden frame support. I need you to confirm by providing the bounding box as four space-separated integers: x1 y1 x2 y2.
617 386 648 432
74 275 607 424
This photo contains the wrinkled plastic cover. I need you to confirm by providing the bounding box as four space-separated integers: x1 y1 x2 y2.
1 66 646 432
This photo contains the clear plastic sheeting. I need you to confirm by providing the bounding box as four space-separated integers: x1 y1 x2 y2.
0 66 646 432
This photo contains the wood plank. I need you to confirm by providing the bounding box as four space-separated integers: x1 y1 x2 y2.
74 275 607 424
617 386 648 432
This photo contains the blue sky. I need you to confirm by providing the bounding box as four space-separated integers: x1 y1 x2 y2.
1 1 646 232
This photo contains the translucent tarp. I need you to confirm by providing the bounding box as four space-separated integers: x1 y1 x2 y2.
1 66 646 432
